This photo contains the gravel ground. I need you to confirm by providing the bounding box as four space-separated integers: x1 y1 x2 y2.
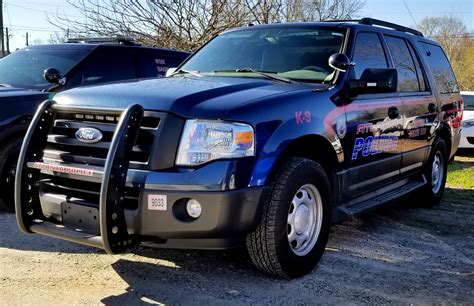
1 189 473 305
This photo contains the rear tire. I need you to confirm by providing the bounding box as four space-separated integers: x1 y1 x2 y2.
246 157 332 278
416 138 448 207
0 138 23 211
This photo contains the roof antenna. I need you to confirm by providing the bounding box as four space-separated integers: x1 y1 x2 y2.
403 0 419 29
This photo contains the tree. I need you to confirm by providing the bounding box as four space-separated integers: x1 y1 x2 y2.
48 31 70 44
417 16 474 91
48 0 366 51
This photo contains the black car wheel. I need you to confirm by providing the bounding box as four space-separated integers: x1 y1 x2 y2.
416 138 448 207
246 157 332 278
0 138 23 211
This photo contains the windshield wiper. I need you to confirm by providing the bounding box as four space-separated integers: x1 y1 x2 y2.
173 68 202 78
214 68 295 84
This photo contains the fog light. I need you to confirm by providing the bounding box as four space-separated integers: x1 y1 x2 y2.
186 199 202 219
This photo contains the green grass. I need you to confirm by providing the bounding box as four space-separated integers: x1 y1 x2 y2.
446 156 474 189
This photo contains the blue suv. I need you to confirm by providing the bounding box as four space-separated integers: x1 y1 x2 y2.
15 19 463 278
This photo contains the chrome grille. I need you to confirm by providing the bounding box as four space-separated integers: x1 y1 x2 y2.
43 110 158 168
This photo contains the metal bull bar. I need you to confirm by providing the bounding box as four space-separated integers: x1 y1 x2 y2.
15 100 144 254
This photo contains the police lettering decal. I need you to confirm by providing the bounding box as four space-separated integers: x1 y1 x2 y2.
352 123 399 160
295 111 311 124
408 118 427 138
351 135 399 160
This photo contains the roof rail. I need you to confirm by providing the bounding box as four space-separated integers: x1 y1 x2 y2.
324 19 360 23
359 18 423 37
66 36 139 46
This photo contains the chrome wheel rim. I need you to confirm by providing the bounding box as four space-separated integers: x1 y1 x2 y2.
287 183 323 256
431 152 444 194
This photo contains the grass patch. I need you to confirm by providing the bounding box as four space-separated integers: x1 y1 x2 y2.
446 156 474 189
444 187 474 202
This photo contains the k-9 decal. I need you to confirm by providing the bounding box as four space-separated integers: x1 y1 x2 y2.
351 134 399 160
295 111 311 124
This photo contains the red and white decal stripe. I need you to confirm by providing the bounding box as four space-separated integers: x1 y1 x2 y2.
30 162 95 177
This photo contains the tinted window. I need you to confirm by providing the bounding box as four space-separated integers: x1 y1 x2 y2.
421 43 459 94
406 42 427 91
146 53 187 78
352 32 388 79
463 94 474 110
71 48 137 86
385 35 419 92
0 48 90 90
182 27 346 82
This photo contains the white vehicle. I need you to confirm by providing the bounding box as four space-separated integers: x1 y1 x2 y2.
460 91 474 149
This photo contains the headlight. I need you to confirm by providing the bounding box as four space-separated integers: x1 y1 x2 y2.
462 119 474 128
176 120 255 166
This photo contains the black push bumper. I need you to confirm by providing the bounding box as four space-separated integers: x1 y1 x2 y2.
15 101 266 251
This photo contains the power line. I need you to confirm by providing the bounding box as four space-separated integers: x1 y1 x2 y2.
4 2 84 19
19 1 69 8
4 2 50 14
8 25 58 31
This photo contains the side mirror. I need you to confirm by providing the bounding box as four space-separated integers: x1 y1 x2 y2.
165 67 177 77
349 68 397 95
328 53 355 72
43 67 66 85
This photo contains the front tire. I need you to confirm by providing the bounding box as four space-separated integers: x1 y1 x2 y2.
0 138 23 211
246 157 332 278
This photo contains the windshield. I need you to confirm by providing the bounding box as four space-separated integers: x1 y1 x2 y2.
0 48 90 90
180 26 346 83
463 94 474 110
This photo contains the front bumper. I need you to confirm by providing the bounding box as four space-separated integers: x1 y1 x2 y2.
459 125 474 148
39 160 267 249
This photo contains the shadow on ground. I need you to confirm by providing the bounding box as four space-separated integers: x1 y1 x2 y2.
100 188 473 304
1 186 473 303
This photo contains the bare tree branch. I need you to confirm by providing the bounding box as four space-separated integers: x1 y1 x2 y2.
48 0 365 51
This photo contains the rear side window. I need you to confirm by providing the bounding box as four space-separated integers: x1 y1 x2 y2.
385 35 420 92
352 32 388 79
73 48 138 86
406 42 426 91
148 53 187 78
420 43 459 94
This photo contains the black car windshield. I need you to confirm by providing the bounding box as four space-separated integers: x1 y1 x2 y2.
180 26 346 83
463 94 474 110
0 48 90 90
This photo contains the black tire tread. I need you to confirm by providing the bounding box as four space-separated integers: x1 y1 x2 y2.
0 138 23 211
246 157 326 278
416 138 448 208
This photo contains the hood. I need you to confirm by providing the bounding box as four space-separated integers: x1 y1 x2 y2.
0 87 51 126
54 76 317 118
0 86 48 98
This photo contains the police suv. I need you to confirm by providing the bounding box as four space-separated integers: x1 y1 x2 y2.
15 19 463 278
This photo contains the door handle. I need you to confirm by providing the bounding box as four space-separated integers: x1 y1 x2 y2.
388 106 399 119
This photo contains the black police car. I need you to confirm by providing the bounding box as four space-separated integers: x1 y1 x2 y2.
15 19 463 278
0 37 189 210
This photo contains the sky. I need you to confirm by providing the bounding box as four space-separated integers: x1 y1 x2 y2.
3 0 473 51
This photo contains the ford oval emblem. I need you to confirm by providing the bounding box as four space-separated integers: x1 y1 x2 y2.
75 127 103 144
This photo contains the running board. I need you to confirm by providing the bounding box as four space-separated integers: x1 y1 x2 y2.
15 100 144 254
336 176 427 219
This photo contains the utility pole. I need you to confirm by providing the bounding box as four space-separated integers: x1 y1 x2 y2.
5 26 9 54
0 0 4 57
